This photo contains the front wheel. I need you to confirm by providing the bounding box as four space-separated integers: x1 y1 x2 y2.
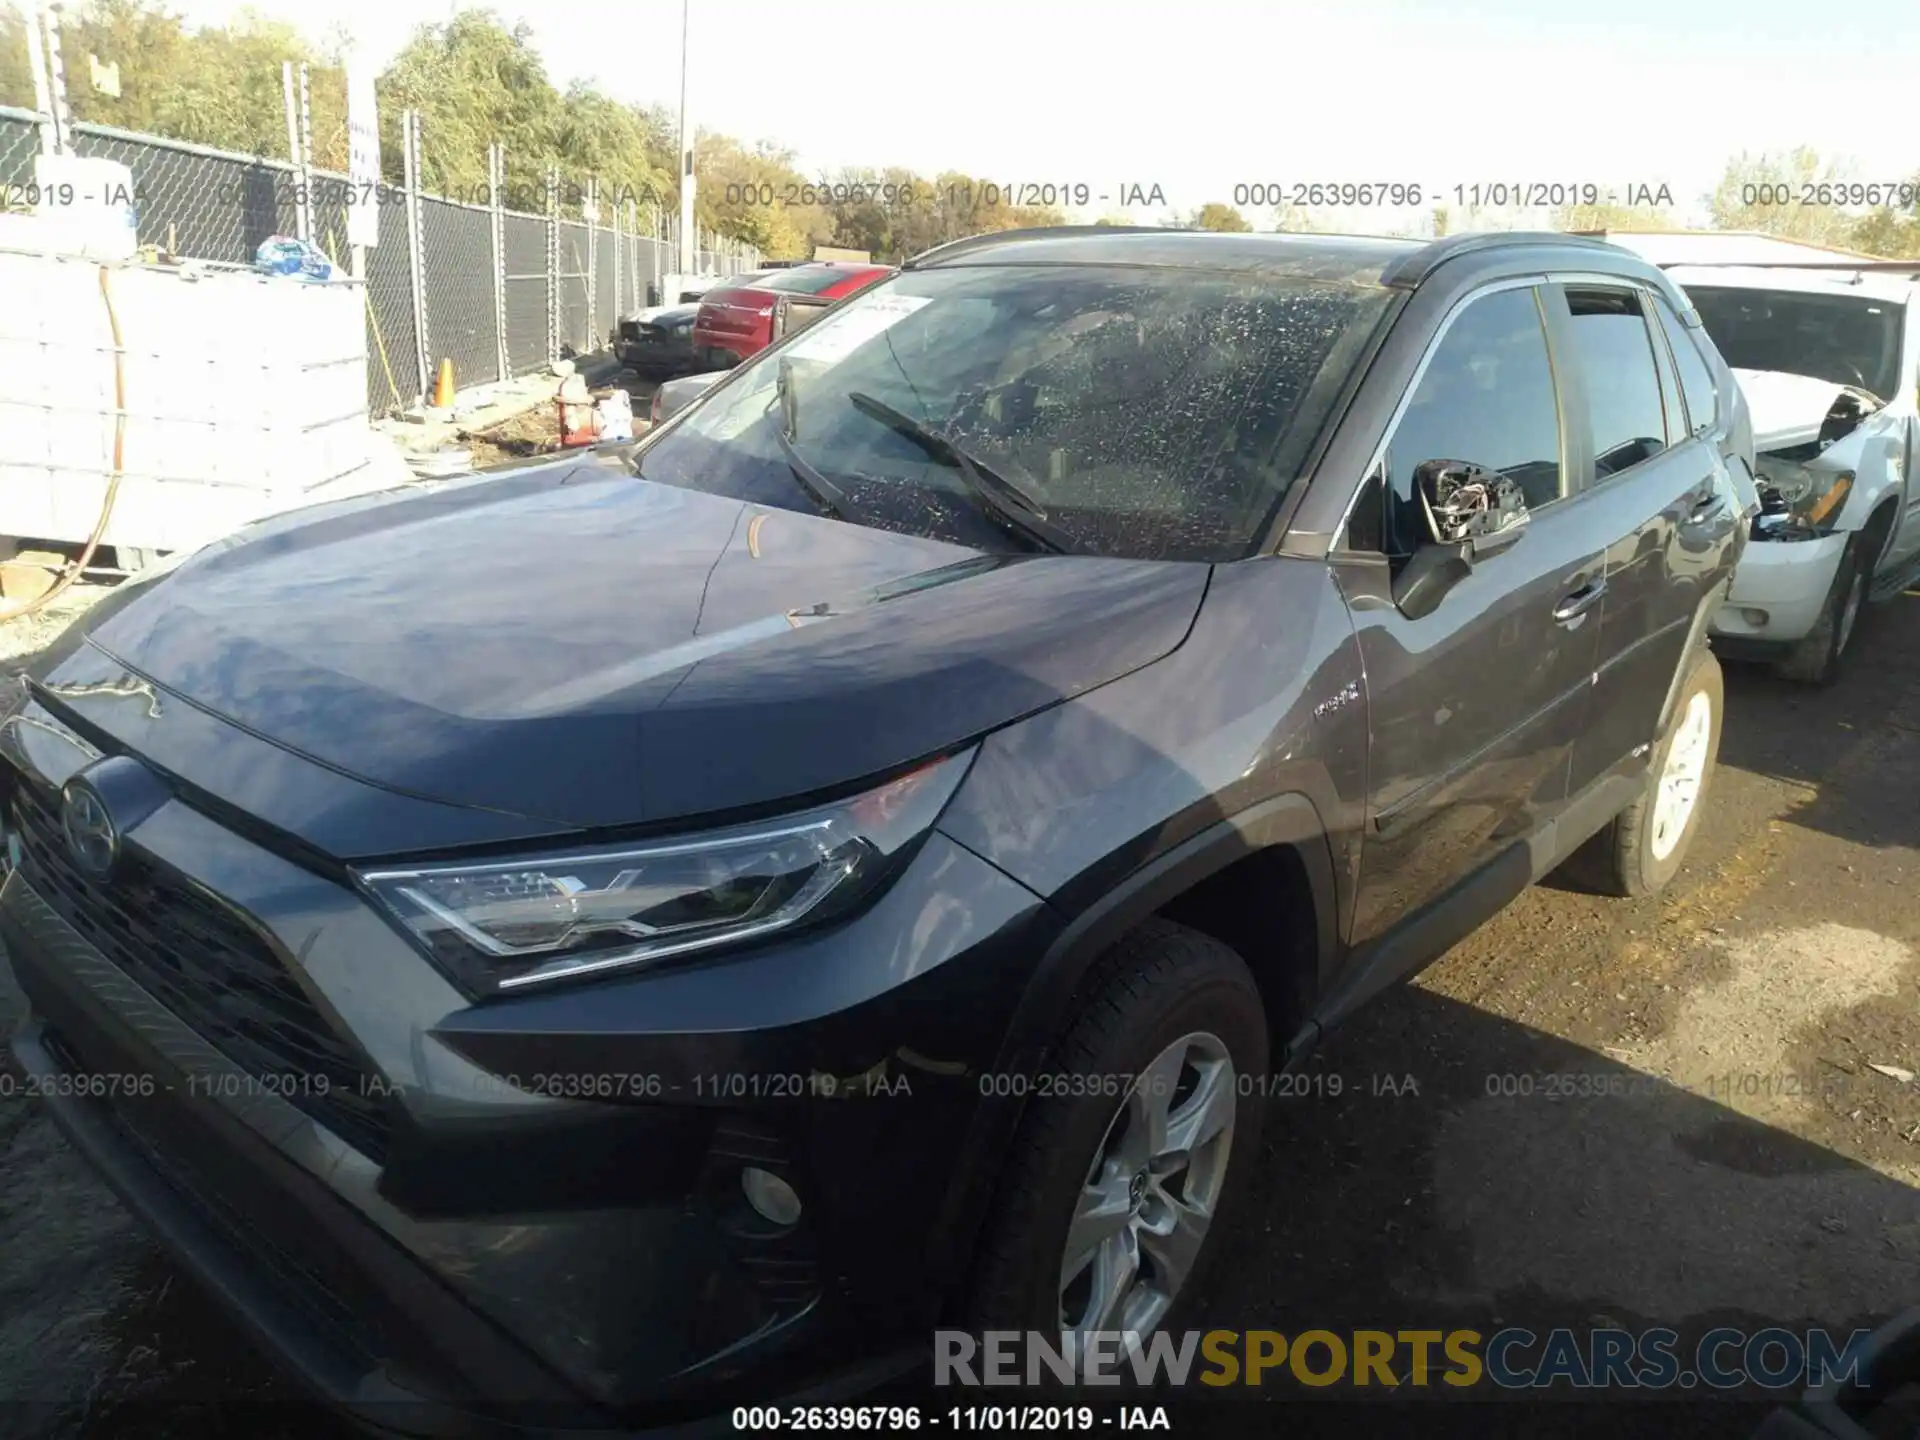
967 920 1268 1342
1775 538 1868 686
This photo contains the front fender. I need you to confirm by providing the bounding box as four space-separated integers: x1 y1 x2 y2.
926 793 1337 1303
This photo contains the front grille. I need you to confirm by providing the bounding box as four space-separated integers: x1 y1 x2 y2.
618 320 642 344
10 779 393 1162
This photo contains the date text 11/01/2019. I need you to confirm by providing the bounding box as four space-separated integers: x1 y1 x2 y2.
730 1405 1170 1431
1232 181 1677 209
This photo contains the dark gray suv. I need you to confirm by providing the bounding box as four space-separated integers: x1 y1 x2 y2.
1 228 1748 1432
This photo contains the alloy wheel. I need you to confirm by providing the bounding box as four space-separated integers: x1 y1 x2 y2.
1650 690 1713 862
1057 1031 1236 1341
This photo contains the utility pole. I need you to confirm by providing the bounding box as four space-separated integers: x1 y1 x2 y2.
677 0 695 273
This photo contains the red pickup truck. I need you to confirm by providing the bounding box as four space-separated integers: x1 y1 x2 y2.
691 262 893 369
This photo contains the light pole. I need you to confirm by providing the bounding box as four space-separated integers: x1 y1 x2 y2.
677 0 696 272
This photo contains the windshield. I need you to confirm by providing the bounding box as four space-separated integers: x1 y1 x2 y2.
1688 285 1905 403
633 263 1394 561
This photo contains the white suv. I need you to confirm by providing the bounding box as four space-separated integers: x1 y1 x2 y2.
1669 261 1920 684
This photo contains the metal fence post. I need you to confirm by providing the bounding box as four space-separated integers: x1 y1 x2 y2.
610 200 621 328
490 142 509 382
584 176 598 351
281 64 300 219
545 165 560 363
401 109 431 406
297 61 314 244
25 6 57 155
625 200 638 312
39 4 72 154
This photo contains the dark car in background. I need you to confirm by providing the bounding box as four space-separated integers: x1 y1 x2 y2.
617 271 775 378
691 261 893 369
3 227 1746 1434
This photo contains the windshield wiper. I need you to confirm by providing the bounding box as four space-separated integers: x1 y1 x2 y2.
846 391 1072 554
769 360 854 521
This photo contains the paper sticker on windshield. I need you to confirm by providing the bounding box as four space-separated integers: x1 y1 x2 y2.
784 294 932 363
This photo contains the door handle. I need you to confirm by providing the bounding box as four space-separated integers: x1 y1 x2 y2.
1687 487 1728 523
1553 578 1607 622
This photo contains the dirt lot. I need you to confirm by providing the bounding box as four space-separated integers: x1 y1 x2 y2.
0 582 1916 1436
457 371 662 469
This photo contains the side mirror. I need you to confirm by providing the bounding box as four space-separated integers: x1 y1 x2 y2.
1391 459 1530 619
1415 459 1530 549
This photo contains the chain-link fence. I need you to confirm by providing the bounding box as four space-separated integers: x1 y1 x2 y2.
420 198 498 400
0 103 759 416
501 211 550 379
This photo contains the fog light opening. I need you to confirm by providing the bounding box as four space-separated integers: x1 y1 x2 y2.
741 1166 802 1226
1741 608 1770 628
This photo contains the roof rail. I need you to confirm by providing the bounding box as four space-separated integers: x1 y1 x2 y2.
902 224 1185 270
1655 259 1920 275
1380 230 1624 289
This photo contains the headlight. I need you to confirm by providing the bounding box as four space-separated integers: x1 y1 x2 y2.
360 750 974 994
1753 467 1851 540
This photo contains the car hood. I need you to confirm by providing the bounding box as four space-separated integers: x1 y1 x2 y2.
72 462 1208 833
624 300 711 325
654 371 726 421
1736 367 1884 451
628 303 698 329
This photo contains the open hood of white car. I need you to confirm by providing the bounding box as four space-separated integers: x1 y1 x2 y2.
1735 367 1883 452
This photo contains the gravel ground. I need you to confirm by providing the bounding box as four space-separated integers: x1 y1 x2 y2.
0 584 1917 1435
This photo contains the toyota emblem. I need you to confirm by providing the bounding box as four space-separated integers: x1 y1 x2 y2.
61 781 118 879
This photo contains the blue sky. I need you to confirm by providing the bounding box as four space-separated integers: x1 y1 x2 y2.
169 0 1920 228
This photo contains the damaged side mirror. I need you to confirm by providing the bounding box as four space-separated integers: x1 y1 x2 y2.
1392 459 1531 621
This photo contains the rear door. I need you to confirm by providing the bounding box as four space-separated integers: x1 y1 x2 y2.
1338 282 1606 949
1556 281 1740 799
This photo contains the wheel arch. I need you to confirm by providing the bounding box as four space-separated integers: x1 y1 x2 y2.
1860 495 1900 569
927 793 1338 1307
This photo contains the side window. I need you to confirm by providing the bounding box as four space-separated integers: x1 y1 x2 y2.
1345 466 1387 553
1383 286 1563 557
1563 287 1669 479
1652 293 1718 435
1651 311 1687 445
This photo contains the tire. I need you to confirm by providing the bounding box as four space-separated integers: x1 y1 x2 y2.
1775 535 1868 687
968 919 1268 1341
1563 649 1724 898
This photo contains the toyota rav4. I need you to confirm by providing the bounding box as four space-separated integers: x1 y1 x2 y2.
1 228 1748 1434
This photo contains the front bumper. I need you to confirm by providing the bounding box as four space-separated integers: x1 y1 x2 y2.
0 721 1049 1430
1710 532 1849 646
615 335 696 375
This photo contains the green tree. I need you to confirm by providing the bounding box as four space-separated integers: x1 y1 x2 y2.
1 6 37 113
1846 174 1920 257
376 11 560 201
1707 148 1862 247
1192 202 1251 232
11 2 1080 258
553 83 670 218
51 1 338 162
1553 201 1680 233
694 133 832 258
